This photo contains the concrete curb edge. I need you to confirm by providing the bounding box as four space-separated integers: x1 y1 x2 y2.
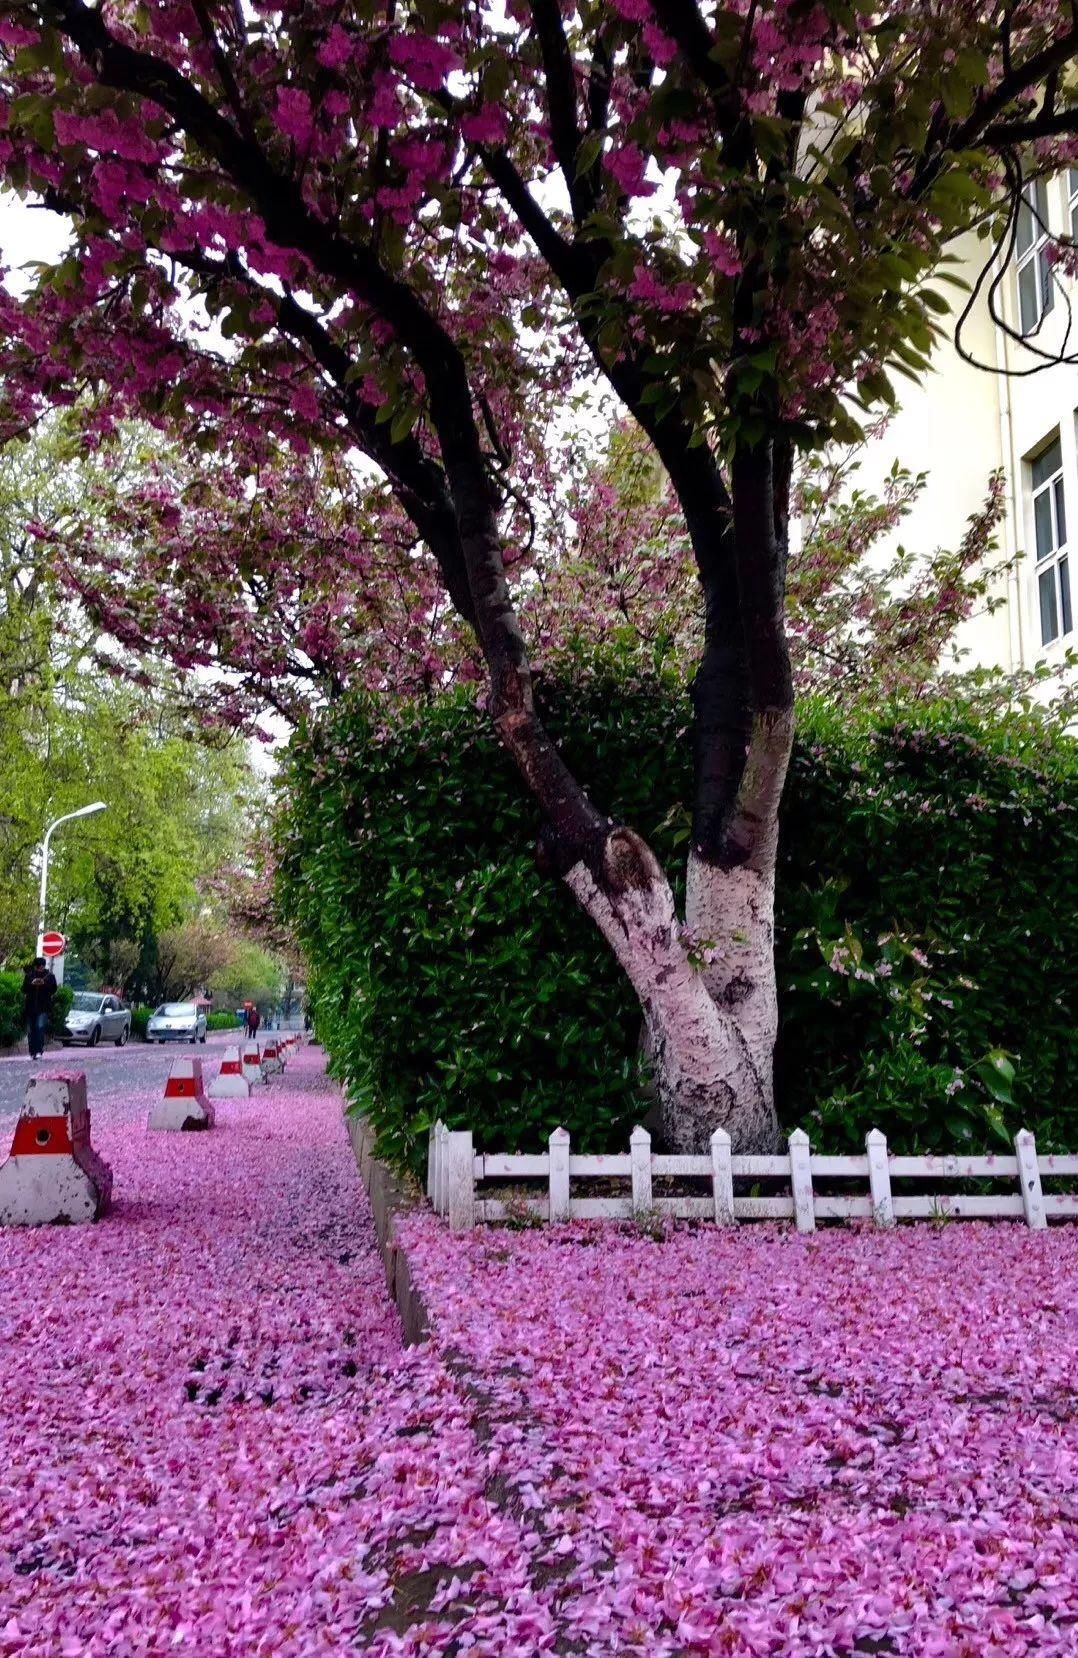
345 1113 430 1346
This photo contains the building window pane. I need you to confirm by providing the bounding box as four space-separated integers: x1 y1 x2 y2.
1032 439 1063 489
1017 193 1036 256
1030 435 1072 647
1017 179 1055 336
1019 260 1040 333
1035 489 1054 559
1060 558 1073 637
1041 250 1056 317
1039 566 1059 643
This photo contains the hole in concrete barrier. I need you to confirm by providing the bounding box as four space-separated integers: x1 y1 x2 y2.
34 1128 50 1147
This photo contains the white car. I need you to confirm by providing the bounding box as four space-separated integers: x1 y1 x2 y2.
146 1002 208 1044
63 992 131 1048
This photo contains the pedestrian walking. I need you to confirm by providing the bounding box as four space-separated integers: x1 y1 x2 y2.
247 1005 261 1037
23 956 58 1060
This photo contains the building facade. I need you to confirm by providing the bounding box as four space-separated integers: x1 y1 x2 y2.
854 170 1078 679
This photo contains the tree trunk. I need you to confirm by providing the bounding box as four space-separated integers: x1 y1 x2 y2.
562 824 784 1154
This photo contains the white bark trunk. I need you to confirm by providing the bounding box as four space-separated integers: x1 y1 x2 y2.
686 854 778 1089
563 833 780 1153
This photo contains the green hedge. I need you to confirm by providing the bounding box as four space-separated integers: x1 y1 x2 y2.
207 1010 240 1031
0 971 73 1049
276 671 1078 1175
0 972 22 1049
130 1003 153 1041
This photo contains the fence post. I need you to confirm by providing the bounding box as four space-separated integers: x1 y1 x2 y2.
426 1122 438 1203
549 1126 571 1223
1014 1129 1047 1231
630 1125 652 1215
446 1130 475 1232
865 1128 893 1228
788 1128 815 1234
710 1128 734 1224
435 1122 450 1218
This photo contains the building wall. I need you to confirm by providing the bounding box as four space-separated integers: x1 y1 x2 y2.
849 175 1078 679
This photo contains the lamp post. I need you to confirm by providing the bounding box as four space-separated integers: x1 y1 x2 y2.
35 803 107 982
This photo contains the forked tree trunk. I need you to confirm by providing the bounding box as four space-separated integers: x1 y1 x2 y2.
563 828 786 1155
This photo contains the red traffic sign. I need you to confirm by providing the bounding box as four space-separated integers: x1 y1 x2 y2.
41 932 66 958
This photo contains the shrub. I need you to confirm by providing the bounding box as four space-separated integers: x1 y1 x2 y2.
130 1004 154 1041
50 985 73 1039
277 670 1078 1176
0 971 22 1048
206 1010 241 1031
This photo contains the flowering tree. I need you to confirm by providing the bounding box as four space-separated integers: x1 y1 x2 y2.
1 1 1076 1150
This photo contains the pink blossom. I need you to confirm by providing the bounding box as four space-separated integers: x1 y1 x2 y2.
275 87 313 146
460 107 509 146
386 33 461 92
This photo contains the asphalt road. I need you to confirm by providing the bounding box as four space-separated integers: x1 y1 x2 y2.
0 1031 245 1119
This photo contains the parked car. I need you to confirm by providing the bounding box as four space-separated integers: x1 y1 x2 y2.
63 992 131 1048
146 1001 208 1044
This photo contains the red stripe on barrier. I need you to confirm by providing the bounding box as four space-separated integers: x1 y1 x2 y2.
10 1116 74 1156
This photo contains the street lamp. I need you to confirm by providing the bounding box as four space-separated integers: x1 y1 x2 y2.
35 802 108 968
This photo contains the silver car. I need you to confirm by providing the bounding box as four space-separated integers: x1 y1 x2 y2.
146 1001 208 1044
63 992 132 1048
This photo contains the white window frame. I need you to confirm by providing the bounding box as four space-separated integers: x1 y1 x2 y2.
1029 435 1072 648
1016 178 1055 336
1070 168 1078 244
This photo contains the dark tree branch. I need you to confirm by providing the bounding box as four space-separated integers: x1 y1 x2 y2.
44 0 610 862
529 0 595 222
982 106 1078 146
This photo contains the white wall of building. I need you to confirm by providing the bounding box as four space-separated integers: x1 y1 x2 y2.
849 175 1078 680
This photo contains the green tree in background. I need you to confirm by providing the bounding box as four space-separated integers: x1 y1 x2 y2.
0 414 265 989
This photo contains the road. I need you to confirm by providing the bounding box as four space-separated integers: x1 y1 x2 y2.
0 1031 250 1118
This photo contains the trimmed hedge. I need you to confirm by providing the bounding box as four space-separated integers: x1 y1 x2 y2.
277 671 1078 1176
130 1004 154 1042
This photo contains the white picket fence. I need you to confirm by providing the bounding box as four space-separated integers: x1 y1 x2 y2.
426 1122 1078 1234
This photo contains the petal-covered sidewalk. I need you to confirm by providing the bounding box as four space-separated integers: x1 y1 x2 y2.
401 1216 1078 1656
1 1051 1075 1656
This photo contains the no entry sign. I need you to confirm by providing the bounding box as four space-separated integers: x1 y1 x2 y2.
41 932 66 958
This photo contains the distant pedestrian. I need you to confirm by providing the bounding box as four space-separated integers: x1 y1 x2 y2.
247 1005 261 1037
23 956 58 1061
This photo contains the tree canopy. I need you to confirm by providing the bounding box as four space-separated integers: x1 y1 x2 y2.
2 1 1075 1148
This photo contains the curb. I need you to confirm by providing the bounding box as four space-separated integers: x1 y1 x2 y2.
345 1114 430 1347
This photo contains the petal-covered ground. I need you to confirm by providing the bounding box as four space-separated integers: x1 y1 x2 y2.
1 1051 1075 1656
401 1214 1078 1657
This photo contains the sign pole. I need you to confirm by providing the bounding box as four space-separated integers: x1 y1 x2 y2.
33 803 107 967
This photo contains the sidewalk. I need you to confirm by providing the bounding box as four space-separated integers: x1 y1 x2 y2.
1 1050 1075 1655
0 1050 416 1655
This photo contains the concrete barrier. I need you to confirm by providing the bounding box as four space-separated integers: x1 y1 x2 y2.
240 1042 265 1086
208 1046 250 1099
0 1072 113 1226
260 1039 283 1076
147 1057 215 1131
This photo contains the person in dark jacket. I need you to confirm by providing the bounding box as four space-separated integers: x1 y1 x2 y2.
23 957 58 1060
247 1005 261 1037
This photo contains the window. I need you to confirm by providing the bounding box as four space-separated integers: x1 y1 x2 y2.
1017 179 1054 335
1070 169 1078 243
1031 438 1071 645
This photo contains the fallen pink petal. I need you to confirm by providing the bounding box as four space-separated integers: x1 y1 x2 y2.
0 1050 1073 1655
